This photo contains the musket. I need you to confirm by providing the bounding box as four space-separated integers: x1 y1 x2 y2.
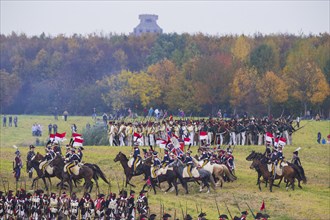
2 179 7 194
179 202 184 220
115 174 120 194
173 209 176 220
232 194 241 212
108 178 111 195
246 202 257 219
215 198 221 218
224 201 233 220
195 202 199 214
185 201 187 217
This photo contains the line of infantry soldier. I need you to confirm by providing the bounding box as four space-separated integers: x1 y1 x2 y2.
107 116 296 147
0 188 270 220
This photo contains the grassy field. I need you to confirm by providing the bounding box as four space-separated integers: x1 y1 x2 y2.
0 115 329 219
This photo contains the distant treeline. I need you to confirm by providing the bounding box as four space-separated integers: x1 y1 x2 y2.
0 32 329 117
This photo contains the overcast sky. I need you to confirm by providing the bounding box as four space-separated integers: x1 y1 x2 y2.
1 1 329 36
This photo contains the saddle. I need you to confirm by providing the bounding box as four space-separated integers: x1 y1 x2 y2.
39 161 54 175
267 161 288 176
182 167 200 178
63 163 80 176
128 157 141 168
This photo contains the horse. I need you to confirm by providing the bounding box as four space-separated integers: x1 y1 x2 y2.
141 164 185 196
27 152 63 190
197 160 237 187
173 159 216 193
114 152 152 187
250 158 296 192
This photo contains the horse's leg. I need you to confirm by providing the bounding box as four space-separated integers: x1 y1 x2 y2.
174 180 178 196
42 177 48 191
269 178 273 192
297 179 302 189
32 177 39 189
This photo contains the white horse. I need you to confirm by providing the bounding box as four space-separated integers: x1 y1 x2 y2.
196 159 237 187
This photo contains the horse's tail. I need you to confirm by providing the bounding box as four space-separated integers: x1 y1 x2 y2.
92 164 110 184
223 165 237 182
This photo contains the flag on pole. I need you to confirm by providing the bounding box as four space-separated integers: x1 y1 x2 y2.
55 132 66 142
184 137 190 146
278 137 286 147
265 132 273 143
72 133 82 137
260 200 265 211
156 138 167 149
73 137 84 147
133 132 143 145
49 134 55 142
199 131 208 140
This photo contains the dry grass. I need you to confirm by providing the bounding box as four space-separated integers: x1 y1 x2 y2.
0 116 329 219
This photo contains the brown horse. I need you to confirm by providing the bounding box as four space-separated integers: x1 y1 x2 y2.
114 152 152 188
250 159 296 192
27 152 53 190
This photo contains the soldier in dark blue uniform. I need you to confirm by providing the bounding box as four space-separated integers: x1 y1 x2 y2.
65 148 81 177
161 149 170 168
77 146 84 162
132 144 141 174
27 145 36 178
291 148 302 167
14 150 23 182
184 151 194 178
152 152 161 177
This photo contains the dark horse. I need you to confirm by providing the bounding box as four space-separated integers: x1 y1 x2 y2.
27 153 64 191
247 151 306 191
114 152 152 188
141 165 185 196
173 159 215 193
250 155 306 192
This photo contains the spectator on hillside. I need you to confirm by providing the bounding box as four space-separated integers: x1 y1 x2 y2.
54 107 58 120
63 110 69 121
317 132 321 144
48 123 53 135
13 115 18 127
53 124 58 134
148 107 154 118
86 122 91 129
315 114 320 121
102 113 108 126
8 116 12 127
296 116 300 128
71 124 77 134
92 107 97 119
2 115 7 127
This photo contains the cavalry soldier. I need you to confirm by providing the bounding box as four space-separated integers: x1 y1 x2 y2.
105 192 117 219
132 143 141 175
79 192 95 220
225 150 235 173
151 151 161 178
137 190 148 217
27 144 36 178
65 145 72 159
65 147 80 179
77 146 84 163
53 141 62 155
49 192 60 220
41 145 56 173
13 149 23 182
291 147 302 167
94 193 106 219
161 148 170 168
69 192 79 219
270 147 279 179
184 150 194 178
127 190 135 219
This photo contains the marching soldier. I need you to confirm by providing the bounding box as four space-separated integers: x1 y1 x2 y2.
31 189 43 219
126 122 134 147
13 149 23 182
127 190 135 219
137 190 148 217
27 144 36 178
94 194 106 220
49 192 60 220
79 192 95 220
108 121 117 146
16 190 26 219
59 192 70 219
105 193 117 219
69 192 79 219
117 190 128 219
118 122 126 146
0 191 4 219
41 193 50 218
4 190 16 219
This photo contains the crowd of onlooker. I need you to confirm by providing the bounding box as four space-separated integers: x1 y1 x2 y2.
2 115 18 127
32 123 42 136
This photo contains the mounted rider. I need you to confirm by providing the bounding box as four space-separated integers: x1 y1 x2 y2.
64 147 81 178
132 142 141 174
27 144 36 178
40 145 56 172
151 151 161 177
291 147 302 167
161 148 170 168
77 146 84 163
184 150 194 178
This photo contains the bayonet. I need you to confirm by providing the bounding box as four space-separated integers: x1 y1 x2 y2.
246 202 257 219
224 201 233 220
